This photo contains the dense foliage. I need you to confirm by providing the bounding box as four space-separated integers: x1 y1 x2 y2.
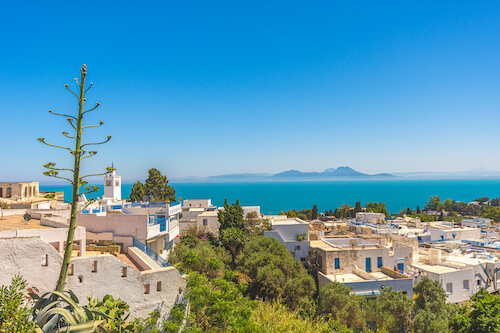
237 236 316 312
0 276 38 333
130 168 176 202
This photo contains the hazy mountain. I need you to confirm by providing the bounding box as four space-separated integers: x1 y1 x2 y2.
172 167 500 183
273 166 395 179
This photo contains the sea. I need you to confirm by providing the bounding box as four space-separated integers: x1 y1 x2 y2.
40 179 500 215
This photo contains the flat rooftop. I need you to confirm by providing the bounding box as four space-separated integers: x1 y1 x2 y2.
0 215 52 231
311 239 381 252
199 211 218 217
272 217 308 225
428 223 477 232
325 271 394 283
411 263 460 274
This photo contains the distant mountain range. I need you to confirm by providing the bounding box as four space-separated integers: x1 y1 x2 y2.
272 166 394 180
171 166 500 183
172 166 394 182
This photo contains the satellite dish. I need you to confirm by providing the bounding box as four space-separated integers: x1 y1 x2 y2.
142 195 149 202
349 239 358 248
23 213 31 222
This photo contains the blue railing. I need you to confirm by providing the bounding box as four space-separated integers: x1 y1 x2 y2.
80 207 105 214
133 238 172 267
149 215 167 232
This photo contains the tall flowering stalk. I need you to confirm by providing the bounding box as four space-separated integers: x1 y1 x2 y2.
38 65 113 292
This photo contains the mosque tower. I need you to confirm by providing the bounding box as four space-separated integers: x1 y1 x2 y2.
104 163 121 201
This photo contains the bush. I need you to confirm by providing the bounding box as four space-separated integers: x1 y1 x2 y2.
237 236 316 313
168 238 231 279
0 276 38 333
252 301 353 333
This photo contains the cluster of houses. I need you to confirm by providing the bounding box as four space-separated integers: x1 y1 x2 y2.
274 212 500 303
1 170 500 321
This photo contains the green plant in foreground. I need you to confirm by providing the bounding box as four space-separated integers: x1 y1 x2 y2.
0 276 39 333
88 295 133 332
38 64 113 292
30 289 109 332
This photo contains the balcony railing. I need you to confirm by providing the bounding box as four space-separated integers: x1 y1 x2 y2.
133 238 172 268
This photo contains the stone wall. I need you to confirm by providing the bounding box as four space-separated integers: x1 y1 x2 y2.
0 237 186 319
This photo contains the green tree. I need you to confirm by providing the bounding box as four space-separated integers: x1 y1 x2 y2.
129 181 146 202
450 288 500 333
237 236 316 312
0 276 39 332
317 282 365 329
184 273 257 332
425 196 442 212
169 237 231 279
312 205 318 220
130 168 176 202
218 199 247 264
218 198 245 230
474 197 490 204
245 212 270 237
365 202 390 217
355 201 362 213
38 65 113 292
374 288 412 333
484 207 500 222
412 277 456 333
416 205 421 214
251 301 353 333
439 211 445 221
145 168 176 201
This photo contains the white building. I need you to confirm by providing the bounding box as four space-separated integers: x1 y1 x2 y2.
461 218 492 229
312 237 414 297
411 247 500 303
265 217 310 261
78 201 181 258
427 222 481 241
179 199 217 233
104 168 121 201
0 213 186 319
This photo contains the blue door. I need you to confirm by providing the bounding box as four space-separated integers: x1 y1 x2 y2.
397 263 404 272
366 258 372 272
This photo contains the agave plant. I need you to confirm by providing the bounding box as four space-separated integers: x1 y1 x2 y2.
30 289 111 333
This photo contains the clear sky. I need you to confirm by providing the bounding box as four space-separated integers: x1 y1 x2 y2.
1 1 499 183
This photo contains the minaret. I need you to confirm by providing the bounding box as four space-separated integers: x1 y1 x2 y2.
104 163 121 201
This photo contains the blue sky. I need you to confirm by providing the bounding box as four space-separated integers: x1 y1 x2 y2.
1 1 499 183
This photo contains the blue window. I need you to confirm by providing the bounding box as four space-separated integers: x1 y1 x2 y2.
334 258 340 269
366 258 372 272
203 219 208 226
377 257 383 268
397 263 404 272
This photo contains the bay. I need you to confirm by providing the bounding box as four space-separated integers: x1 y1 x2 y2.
40 179 500 215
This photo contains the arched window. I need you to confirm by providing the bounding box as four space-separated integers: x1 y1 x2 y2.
6 188 12 198
25 187 28 197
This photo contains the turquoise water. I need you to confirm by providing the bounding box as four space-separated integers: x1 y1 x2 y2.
40 179 500 215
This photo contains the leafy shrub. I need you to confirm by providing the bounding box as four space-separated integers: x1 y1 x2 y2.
0 276 38 333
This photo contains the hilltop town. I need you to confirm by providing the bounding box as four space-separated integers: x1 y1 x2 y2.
3 168 500 331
